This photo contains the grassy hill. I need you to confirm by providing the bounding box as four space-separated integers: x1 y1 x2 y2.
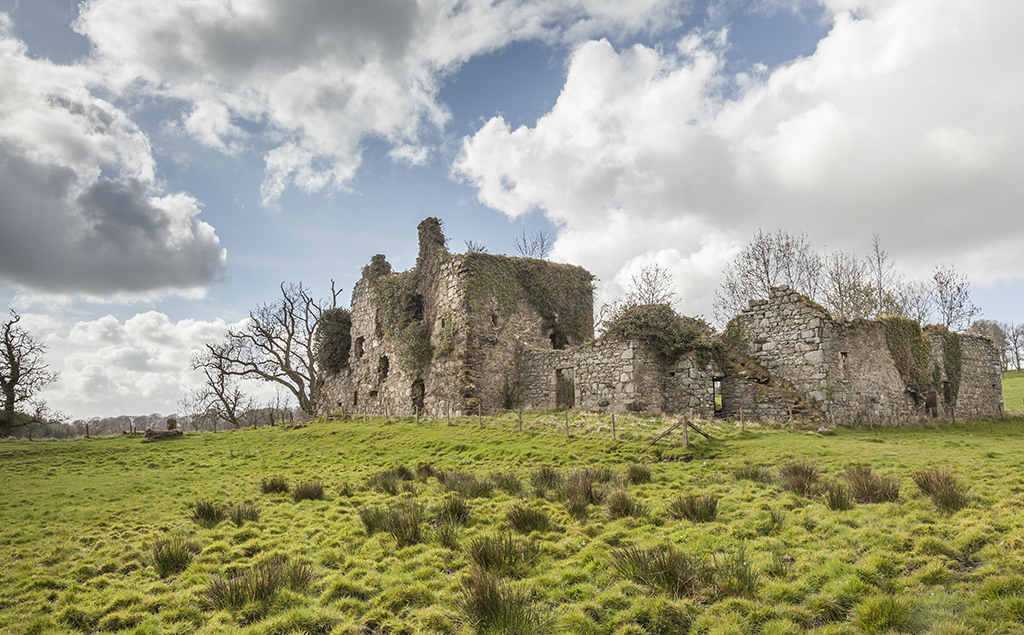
3 413 1024 634
1004 370 1024 413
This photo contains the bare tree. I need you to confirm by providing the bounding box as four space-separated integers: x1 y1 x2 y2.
819 248 874 320
866 235 904 317
189 347 258 429
713 230 821 325
513 228 554 259
202 281 342 416
596 264 678 333
1005 322 1024 372
624 263 677 307
1 311 60 436
464 239 488 254
932 263 980 331
968 320 1009 371
898 278 934 325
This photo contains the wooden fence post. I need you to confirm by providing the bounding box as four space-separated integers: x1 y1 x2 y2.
447 404 451 426
518 409 522 433
564 410 570 437
739 408 744 432
611 413 616 441
682 418 689 447
478 403 483 428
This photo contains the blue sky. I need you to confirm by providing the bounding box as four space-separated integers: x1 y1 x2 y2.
1 0 1022 419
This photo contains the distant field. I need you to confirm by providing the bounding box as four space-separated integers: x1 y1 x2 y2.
1004 370 1024 412
3 413 1024 634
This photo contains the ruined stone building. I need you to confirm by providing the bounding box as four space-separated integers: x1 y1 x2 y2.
317 219 1004 425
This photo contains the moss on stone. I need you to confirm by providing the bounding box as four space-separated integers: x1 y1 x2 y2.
463 253 594 346
880 317 930 398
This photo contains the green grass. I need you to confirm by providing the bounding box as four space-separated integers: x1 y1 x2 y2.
3 411 1024 634
1004 370 1024 412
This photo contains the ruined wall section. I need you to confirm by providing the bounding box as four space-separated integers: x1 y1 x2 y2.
329 278 415 416
663 356 717 416
733 287 831 409
462 293 554 414
934 332 1003 420
827 320 919 424
519 341 717 415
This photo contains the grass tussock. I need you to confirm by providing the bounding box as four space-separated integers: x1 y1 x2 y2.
505 504 551 534
438 470 494 498
151 536 200 578
530 466 562 497
605 488 647 519
368 465 415 494
667 493 718 523
230 502 260 526
467 533 539 578
611 544 708 599
190 499 228 527
844 464 900 503
292 480 325 502
626 463 652 485
912 467 970 513
435 520 461 550
434 494 471 527
204 556 315 610
457 567 545 635
714 543 759 598
851 594 924 634
492 470 523 495
734 463 773 483
778 460 821 497
358 506 386 535
384 502 425 547
260 475 290 494
823 482 854 511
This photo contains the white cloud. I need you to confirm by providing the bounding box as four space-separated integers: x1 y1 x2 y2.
0 20 227 297
456 0 1024 317
44 312 244 417
75 0 682 205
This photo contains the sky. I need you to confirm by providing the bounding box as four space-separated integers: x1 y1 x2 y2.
1 0 1022 420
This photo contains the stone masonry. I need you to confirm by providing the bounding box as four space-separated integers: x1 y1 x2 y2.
317 221 1004 425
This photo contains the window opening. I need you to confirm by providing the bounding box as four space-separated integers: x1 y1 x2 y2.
713 378 723 413
840 352 851 380
354 337 365 359
378 355 390 381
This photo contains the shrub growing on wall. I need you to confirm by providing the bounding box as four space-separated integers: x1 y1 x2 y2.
602 303 723 364
315 308 352 373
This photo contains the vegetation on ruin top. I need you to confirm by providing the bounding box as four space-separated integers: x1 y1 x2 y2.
601 303 724 364
464 252 594 347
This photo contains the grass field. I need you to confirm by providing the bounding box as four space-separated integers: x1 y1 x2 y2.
1003 371 1024 413
4 412 1024 635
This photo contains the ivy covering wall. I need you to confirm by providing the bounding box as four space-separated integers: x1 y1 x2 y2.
463 253 594 347
601 303 723 364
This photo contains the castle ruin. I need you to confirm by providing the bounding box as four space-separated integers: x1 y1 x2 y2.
317 219 1003 425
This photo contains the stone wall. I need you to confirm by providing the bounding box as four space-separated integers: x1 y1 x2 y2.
731 285 1004 425
941 333 1003 420
732 287 832 411
518 340 717 416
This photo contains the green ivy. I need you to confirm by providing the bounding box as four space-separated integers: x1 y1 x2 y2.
364 261 432 376
939 328 962 406
602 303 724 365
434 311 457 359
464 253 594 346
315 308 352 373
880 317 930 397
